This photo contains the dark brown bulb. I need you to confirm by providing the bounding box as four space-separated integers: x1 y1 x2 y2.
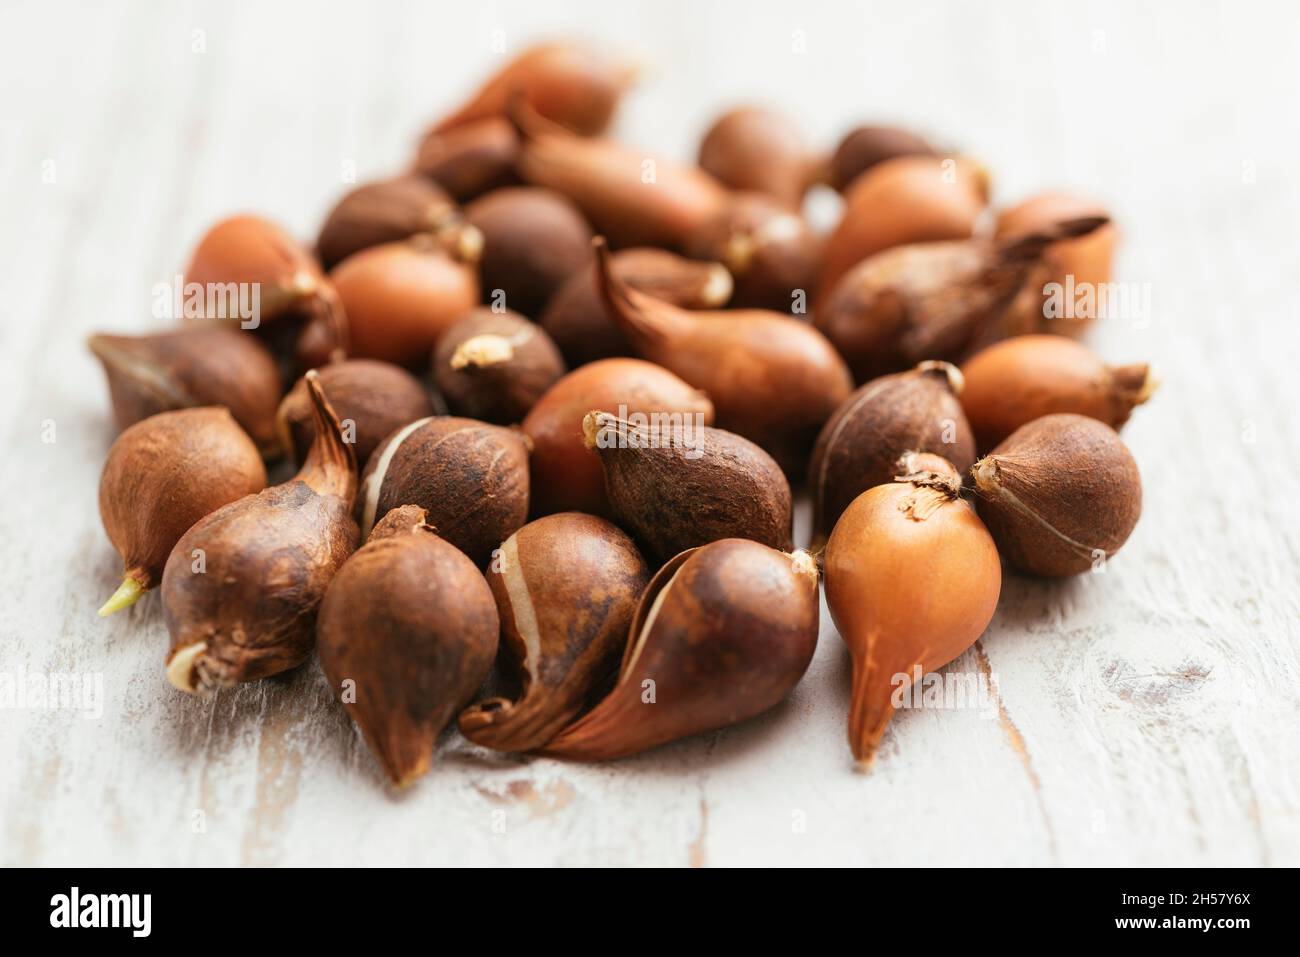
316 175 482 271
685 193 821 312
459 512 649 753
809 361 975 540
827 125 935 192
357 416 530 565
697 106 814 208
277 359 435 470
584 411 792 562
542 539 820 760
88 327 282 455
317 505 499 787
432 309 566 424
414 117 521 203
162 372 359 693
464 186 593 318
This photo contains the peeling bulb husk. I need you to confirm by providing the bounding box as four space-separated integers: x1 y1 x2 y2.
458 512 650 752
542 538 820 761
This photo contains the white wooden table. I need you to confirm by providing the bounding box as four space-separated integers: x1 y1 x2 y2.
2 0 1297 867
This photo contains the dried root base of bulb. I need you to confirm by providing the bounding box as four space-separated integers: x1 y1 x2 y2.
972 413 1142 577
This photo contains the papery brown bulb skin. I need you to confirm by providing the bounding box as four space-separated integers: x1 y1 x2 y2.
522 358 714 517
542 539 820 761
697 106 813 208
98 408 268 616
827 125 935 193
540 248 733 367
435 41 636 136
819 155 988 300
184 214 347 372
512 101 730 250
162 373 359 692
596 239 851 475
585 411 792 562
685 193 821 312
432 309 566 424
458 512 650 753
357 416 529 565
414 117 521 202
464 187 593 317
329 237 479 367
277 359 434 469
315 175 481 271
824 466 1001 765
996 192 1116 337
960 335 1156 451
317 505 498 787
809 361 975 539
88 328 282 455
973 413 1142 577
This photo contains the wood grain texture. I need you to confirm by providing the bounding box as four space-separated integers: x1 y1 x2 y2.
1 0 1297 866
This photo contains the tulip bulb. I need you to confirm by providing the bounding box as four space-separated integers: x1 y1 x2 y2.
819 155 989 299
584 410 792 561
816 216 1111 383
685 193 821 311
540 247 733 367
184 215 347 372
510 97 730 250
810 361 975 540
522 357 714 517
697 106 815 209
317 505 499 787
595 237 852 474
543 539 820 760
162 372 359 693
433 41 637 136
89 327 282 455
823 455 1002 766
973 414 1142 577
459 512 650 752
98 408 268 617
960 335 1157 451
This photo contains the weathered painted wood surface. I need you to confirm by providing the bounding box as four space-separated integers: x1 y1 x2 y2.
1 0 1296 866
